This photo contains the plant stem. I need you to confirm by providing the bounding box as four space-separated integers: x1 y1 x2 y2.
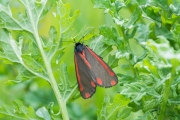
116 25 138 77
158 79 171 120
158 61 175 120
34 31 69 120
116 25 127 46
25 3 69 119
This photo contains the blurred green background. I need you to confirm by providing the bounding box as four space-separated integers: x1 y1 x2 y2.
0 0 140 119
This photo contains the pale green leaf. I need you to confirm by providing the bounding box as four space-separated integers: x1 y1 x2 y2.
55 1 80 34
0 29 21 63
74 26 94 42
89 35 113 58
0 100 43 120
97 94 130 120
36 107 51 120
0 29 49 81
0 4 23 30
58 63 79 102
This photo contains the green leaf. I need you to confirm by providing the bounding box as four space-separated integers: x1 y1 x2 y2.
89 35 113 58
22 54 45 73
97 94 130 120
0 100 43 120
117 107 131 119
57 63 79 102
117 73 135 84
36 107 51 120
134 24 151 43
143 99 159 112
55 1 80 35
114 1 126 12
74 26 94 42
0 0 50 32
0 4 23 30
124 7 142 29
44 26 58 60
0 29 22 63
115 50 130 59
146 37 180 60
92 0 112 10
141 5 162 27
19 0 49 32
99 25 126 53
14 64 38 81
120 81 160 104
170 1 180 16
171 24 180 44
99 25 118 45
136 112 155 120
46 103 62 120
154 26 173 40
47 2 81 63
92 0 126 16
107 54 118 68
0 29 49 81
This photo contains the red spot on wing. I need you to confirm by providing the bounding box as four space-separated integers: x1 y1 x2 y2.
91 81 96 87
96 78 102 85
78 50 92 69
111 80 117 86
85 93 91 98
79 85 83 91
86 47 114 76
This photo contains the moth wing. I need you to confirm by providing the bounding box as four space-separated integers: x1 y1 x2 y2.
74 52 97 99
84 46 118 87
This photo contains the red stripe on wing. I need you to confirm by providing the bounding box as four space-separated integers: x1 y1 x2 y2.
74 54 83 91
78 50 92 69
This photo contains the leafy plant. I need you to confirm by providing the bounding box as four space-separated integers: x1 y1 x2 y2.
92 0 180 119
0 0 180 120
0 0 78 119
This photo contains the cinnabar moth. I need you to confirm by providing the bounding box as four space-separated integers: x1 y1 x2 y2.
74 42 118 99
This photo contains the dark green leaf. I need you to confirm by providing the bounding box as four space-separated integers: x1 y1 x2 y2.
108 54 118 68
125 7 142 29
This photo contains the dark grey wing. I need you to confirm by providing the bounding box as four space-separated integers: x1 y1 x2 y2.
74 52 97 99
84 46 118 87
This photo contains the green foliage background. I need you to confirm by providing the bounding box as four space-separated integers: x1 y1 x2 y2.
0 0 180 120
0 0 122 119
